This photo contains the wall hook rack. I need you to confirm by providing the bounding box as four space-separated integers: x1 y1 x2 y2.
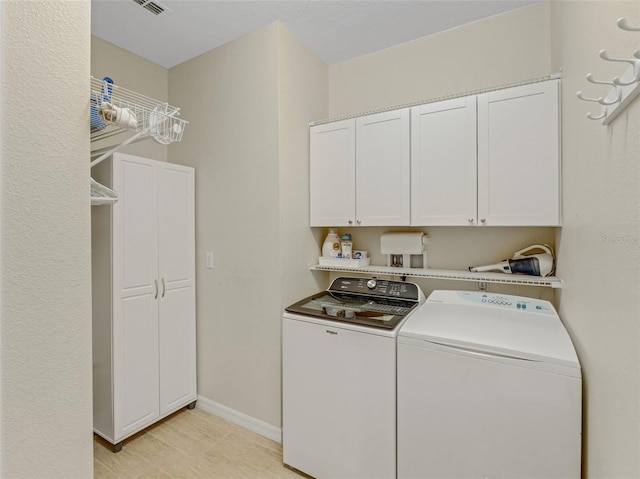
577 17 640 125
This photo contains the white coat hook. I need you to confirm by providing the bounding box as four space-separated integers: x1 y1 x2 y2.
585 73 616 87
613 72 640 86
586 111 606 120
600 91 622 105
612 55 640 86
576 91 603 103
599 49 638 66
617 17 640 32
583 76 621 105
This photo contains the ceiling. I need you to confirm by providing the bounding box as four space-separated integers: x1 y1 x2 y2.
91 0 540 69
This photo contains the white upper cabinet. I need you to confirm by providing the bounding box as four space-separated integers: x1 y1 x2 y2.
355 109 411 226
411 96 477 226
309 119 356 227
310 109 410 227
477 80 561 226
411 79 561 227
311 79 561 228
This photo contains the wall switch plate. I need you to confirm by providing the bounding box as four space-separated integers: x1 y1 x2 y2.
206 252 214 269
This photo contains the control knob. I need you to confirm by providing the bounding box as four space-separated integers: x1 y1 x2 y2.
367 279 377 289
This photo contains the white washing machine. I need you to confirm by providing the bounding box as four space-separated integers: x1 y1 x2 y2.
397 290 582 479
283 277 425 479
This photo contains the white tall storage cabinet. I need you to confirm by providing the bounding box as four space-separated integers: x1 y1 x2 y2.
92 153 196 452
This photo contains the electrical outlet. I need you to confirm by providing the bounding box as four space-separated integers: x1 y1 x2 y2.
206 252 214 269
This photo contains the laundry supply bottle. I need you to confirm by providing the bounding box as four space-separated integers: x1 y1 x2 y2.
322 229 342 258
340 233 353 259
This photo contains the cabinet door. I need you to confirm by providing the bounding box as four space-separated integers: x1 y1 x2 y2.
309 119 356 226
283 318 396 479
158 163 197 416
112 155 160 440
477 80 561 226
411 97 477 226
356 109 411 226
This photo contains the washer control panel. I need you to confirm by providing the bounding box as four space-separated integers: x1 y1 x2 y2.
448 290 556 315
329 277 422 301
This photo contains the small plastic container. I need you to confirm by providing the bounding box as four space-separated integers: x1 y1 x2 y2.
340 233 353 259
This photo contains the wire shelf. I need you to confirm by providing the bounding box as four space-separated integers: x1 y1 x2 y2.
310 264 563 289
90 76 187 145
91 177 118 205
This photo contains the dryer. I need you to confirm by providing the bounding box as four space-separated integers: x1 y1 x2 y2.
397 290 581 479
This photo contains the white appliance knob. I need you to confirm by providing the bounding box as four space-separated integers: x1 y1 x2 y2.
367 279 377 289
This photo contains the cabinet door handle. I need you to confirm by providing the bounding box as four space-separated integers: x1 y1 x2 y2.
161 278 166 298
467 218 474 224
154 279 158 299
356 219 361 225
348 220 353 225
480 218 486 223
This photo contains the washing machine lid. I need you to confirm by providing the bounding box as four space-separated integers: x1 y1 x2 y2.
399 290 580 370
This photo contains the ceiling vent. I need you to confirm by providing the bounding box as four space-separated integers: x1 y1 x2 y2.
132 0 168 16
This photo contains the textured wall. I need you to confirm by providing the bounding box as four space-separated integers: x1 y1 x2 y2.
1 1 93 477
551 1 640 477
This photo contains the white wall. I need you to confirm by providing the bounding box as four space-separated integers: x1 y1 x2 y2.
168 22 328 430
276 24 329 309
1 1 93 477
325 3 555 301
329 2 551 117
551 1 640 476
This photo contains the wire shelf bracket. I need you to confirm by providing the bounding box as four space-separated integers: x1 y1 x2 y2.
91 177 118 205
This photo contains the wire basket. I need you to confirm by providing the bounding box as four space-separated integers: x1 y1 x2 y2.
90 177 118 205
90 76 187 144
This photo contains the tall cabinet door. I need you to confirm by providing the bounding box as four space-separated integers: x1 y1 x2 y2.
356 109 411 226
112 155 160 440
158 163 197 416
411 97 477 226
477 80 561 226
309 119 356 227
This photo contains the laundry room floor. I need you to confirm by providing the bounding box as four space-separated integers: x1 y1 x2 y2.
93 407 307 478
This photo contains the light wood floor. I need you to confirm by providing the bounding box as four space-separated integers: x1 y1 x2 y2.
94 407 307 478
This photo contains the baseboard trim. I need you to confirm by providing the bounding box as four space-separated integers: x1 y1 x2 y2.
196 395 282 444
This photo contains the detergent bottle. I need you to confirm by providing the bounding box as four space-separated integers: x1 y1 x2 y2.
322 229 342 258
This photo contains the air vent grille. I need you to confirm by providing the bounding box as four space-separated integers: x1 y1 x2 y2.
132 0 167 16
